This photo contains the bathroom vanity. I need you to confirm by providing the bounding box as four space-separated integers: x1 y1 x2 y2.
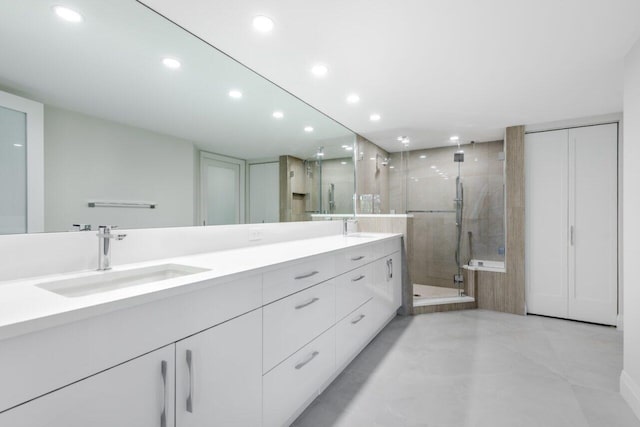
0 233 402 427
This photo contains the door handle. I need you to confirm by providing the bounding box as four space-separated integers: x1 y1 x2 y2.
186 350 194 413
570 226 575 246
160 360 167 427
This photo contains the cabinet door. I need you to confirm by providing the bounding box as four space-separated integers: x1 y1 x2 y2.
0 345 175 427
176 309 262 427
372 254 401 319
568 124 618 325
525 129 570 318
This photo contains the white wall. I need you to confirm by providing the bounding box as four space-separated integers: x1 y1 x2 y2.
621 37 640 419
44 106 196 232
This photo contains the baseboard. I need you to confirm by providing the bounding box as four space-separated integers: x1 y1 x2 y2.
620 370 640 421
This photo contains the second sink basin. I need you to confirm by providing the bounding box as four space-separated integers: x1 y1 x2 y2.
36 264 209 298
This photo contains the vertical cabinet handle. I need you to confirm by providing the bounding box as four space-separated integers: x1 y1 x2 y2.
386 258 393 279
570 226 575 246
186 350 194 413
160 360 167 427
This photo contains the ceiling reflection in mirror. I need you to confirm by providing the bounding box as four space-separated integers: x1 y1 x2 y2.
0 0 356 234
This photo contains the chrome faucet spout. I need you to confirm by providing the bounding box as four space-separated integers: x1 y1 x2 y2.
97 225 127 271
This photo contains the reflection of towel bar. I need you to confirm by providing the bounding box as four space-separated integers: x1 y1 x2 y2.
88 201 156 209
406 210 455 214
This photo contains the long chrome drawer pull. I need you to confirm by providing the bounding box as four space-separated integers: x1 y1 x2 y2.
294 271 319 280
351 314 366 324
186 350 194 413
295 351 320 370
160 360 167 427
295 297 320 310
351 275 366 282
351 255 365 261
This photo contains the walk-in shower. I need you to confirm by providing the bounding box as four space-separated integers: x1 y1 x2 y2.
389 140 506 307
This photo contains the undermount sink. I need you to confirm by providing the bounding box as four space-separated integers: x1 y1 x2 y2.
36 264 209 298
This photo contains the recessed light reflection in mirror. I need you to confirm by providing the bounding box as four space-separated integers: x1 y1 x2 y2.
272 111 284 119
162 58 181 69
53 5 83 23
228 90 243 99
304 126 314 132
311 64 328 77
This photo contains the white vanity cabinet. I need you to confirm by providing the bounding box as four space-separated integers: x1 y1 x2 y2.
0 234 403 427
175 309 262 427
0 345 175 427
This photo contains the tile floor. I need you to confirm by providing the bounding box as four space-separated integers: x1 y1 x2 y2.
293 310 639 427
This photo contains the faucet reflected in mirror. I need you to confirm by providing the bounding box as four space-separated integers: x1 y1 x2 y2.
96 225 127 271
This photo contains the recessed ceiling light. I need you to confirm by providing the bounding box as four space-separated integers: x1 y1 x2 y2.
341 161 347 165
431 165 436 169
346 93 360 104
13 143 23 147
369 114 381 122
450 135 460 142
162 58 181 69
344 146 353 151
304 126 314 132
419 155 427 159
229 90 243 99
389 166 395 169
53 5 83 23
311 64 328 77
272 111 284 119
369 157 376 160
252 15 274 32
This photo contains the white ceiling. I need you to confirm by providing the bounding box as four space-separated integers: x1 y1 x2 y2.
140 0 640 152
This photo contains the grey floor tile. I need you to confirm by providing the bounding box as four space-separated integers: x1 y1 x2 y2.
293 310 636 427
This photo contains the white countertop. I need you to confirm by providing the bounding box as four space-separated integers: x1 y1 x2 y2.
0 233 400 341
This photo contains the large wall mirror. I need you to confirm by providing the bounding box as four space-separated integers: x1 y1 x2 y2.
0 0 356 234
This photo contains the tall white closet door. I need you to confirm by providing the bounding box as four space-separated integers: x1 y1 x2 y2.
525 123 618 325
525 129 570 318
568 124 618 325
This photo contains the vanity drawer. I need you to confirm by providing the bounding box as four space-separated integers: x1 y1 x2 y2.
335 245 373 274
336 300 376 370
263 254 335 304
263 279 335 373
335 264 374 321
263 327 335 427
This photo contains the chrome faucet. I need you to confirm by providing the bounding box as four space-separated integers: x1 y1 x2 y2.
343 218 358 236
97 225 127 271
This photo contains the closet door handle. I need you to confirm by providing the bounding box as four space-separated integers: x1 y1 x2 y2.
160 361 167 427
570 226 575 246
186 350 194 413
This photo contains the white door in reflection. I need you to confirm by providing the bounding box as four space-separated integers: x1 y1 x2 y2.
0 90 43 235
0 105 27 234
200 153 245 225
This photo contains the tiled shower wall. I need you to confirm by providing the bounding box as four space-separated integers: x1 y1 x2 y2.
389 140 505 288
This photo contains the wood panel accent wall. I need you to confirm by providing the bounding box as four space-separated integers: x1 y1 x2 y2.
476 125 526 315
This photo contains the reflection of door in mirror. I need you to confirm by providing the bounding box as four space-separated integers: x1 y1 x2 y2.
249 162 279 224
0 91 44 234
200 153 245 226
